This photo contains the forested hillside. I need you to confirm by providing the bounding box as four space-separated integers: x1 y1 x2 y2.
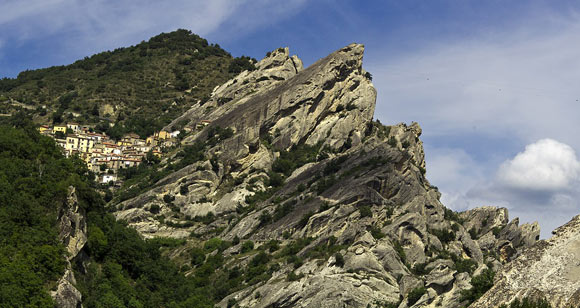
0 29 256 138
0 117 220 307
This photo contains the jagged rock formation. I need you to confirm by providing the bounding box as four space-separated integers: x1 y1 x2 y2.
470 215 580 308
51 186 87 308
113 44 540 308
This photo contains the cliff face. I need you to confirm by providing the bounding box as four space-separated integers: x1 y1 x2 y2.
51 186 87 308
113 44 539 307
470 215 580 308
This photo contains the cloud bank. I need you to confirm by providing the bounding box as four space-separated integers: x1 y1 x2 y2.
498 139 580 191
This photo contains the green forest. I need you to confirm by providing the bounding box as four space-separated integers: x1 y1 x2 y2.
0 117 219 307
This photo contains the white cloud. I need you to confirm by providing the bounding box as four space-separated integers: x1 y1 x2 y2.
497 139 580 191
367 9 580 238
440 139 580 238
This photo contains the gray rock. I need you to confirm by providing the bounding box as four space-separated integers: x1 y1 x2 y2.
471 214 580 308
425 264 455 294
108 43 540 308
51 187 86 308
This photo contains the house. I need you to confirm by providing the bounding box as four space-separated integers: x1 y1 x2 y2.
101 174 117 184
86 132 105 143
65 135 80 151
38 125 51 134
66 123 80 133
65 135 94 153
146 136 157 146
53 125 67 135
118 133 141 146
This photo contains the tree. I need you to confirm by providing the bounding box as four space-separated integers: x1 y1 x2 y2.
145 150 160 165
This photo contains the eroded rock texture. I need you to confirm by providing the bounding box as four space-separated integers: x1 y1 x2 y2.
51 186 87 308
470 215 580 308
113 44 539 308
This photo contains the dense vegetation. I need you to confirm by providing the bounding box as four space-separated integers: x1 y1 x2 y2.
0 29 256 138
0 120 83 306
0 118 221 307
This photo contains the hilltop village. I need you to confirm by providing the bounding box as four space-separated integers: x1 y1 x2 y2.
38 123 180 184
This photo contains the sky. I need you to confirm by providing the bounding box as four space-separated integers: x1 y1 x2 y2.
2 0 580 238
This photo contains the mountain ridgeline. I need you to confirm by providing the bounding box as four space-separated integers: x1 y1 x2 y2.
0 29 256 139
3 30 578 308
111 42 541 308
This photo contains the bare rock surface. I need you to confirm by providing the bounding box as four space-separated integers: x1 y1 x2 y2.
470 215 580 308
51 186 87 308
110 44 540 308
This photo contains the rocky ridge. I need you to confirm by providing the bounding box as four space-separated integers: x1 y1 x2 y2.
471 214 580 308
51 186 87 308
113 44 540 307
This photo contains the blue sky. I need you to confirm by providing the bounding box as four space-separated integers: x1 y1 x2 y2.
2 0 580 237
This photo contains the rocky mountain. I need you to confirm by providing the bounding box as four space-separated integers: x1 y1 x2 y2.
471 214 580 308
112 43 541 307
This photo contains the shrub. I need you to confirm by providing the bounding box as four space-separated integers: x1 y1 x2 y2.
368 225 385 239
297 211 314 228
460 268 495 305
267 171 284 187
241 241 254 253
259 210 272 226
279 237 313 258
469 228 479 239
411 262 429 276
264 240 280 252
359 205 372 218
149 204 160 214
431 228 455 244
334 253 345 267
180 185 189 195
287 271 304 281
453 254 478 274
249 251 270 267
190 247 206 266
444 208 464 223
204 238 230 252
274 202 295 221
393 240 406 263
297 183 306 192
163 194 174 203
227 298 237 308
407 287 426 306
